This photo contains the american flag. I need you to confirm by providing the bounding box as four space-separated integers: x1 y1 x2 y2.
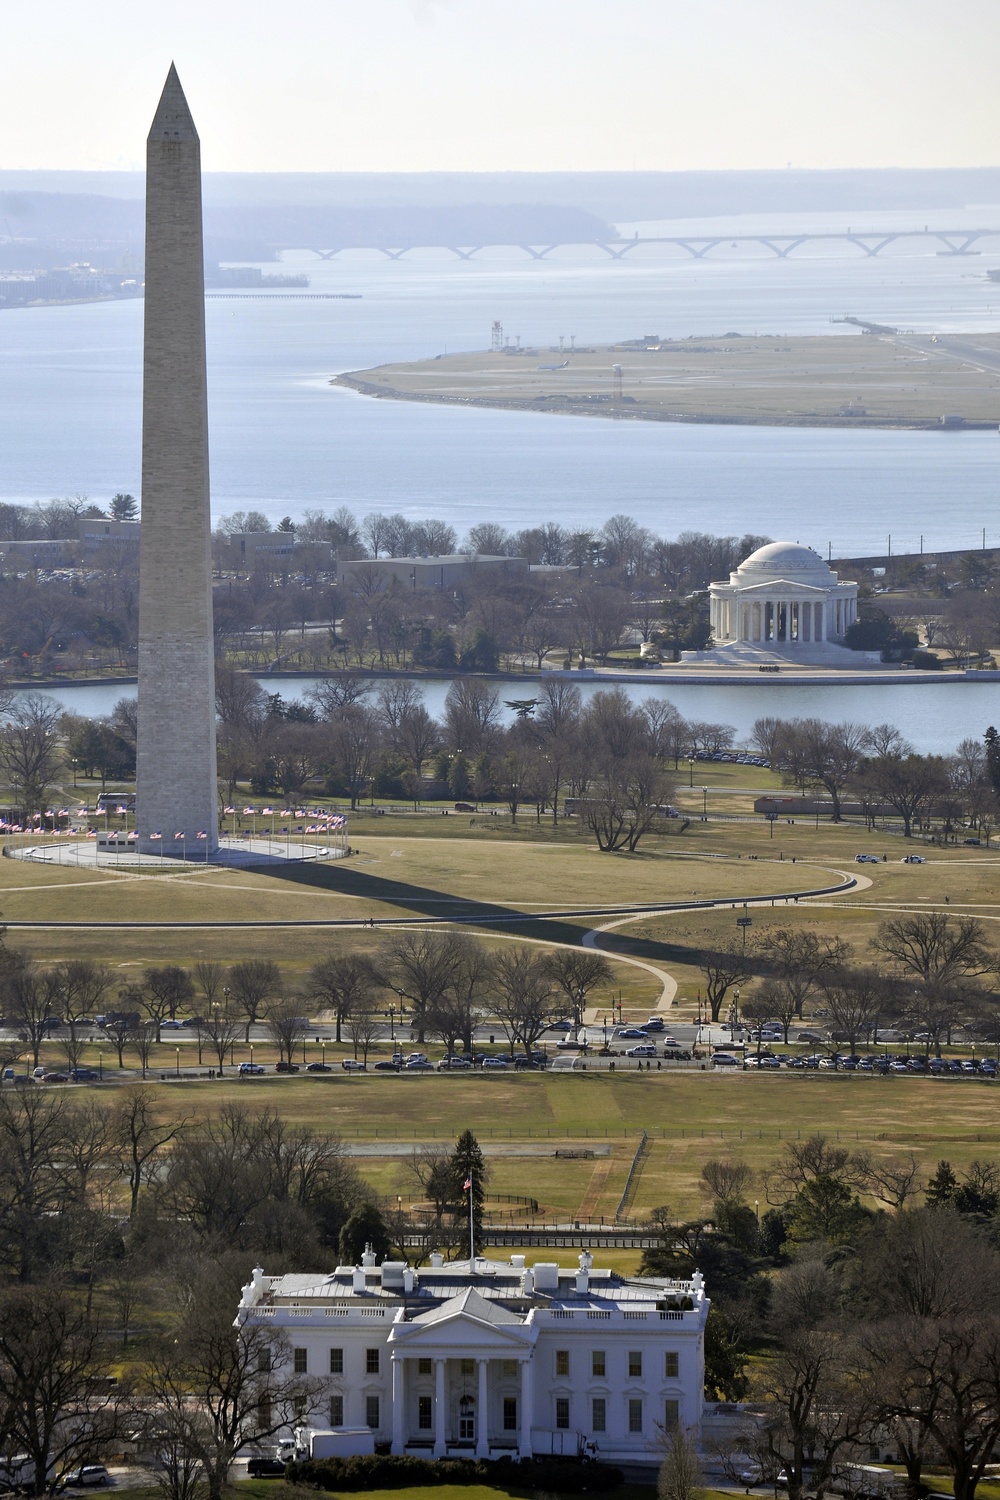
196 831 208 840
150 831 163 841
117 805 128 815
243 806 255 815
463 1177 472 1191
262 806 274 816
224 806 235 815
174 832 185 841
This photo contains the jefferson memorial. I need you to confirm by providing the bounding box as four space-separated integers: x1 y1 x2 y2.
707 542 859 662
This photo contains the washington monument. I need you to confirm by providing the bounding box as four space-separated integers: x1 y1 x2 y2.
135 66 219 856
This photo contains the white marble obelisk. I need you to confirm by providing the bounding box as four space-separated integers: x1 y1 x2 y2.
136 65 219 855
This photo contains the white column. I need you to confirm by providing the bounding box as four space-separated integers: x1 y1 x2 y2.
476 1358 489 1458
391 1355 405 1455
434 1358 446 1457
818 601 826 641
518 1358 533 1458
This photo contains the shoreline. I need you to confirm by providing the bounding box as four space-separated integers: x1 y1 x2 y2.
334 373 1000 432
15 665 999 694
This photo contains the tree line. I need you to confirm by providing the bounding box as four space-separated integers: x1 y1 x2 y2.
645 1136 1000 1500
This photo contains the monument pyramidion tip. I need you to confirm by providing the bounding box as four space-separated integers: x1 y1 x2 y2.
149 63 199 142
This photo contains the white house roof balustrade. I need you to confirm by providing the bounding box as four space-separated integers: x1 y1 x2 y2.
236 1253 709 1464
703 540 867 667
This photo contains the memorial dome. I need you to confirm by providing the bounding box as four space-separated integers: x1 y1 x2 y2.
734 542 836 584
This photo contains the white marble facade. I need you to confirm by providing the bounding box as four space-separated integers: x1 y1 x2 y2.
236 1253 709 1464
708 542 858 652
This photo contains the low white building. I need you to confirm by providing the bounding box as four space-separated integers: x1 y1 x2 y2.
707 541 860 661
236 1252 708 1464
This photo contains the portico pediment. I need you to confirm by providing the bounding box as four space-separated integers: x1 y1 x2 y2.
725 578 829 596
389 1287 535 1352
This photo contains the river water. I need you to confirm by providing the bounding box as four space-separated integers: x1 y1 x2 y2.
1 208 1000 556
5 206 1000 748
37 673 1000 759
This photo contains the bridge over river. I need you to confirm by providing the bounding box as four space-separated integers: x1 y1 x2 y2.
306 227 1000 261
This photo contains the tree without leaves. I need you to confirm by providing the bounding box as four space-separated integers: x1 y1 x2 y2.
657 1426 704 1500
386 932 465 1045
819 965 886 1054
757 927 850 1019
109 1084 186 1218
701 940 754 1024
0 693 61 816
407 1147 455 1228
228 959 282 1043
144 1265 328 1500
263 994 306 1065
128 1020 158 1080
142 966 195 1042
540 949 613 1025
489 945 558 1059
307 953 378 1045
0 1284 131 1496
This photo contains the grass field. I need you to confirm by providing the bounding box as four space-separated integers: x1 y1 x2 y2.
121 1071 1000 1224
7 796 1000 1230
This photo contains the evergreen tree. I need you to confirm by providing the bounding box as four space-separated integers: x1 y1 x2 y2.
450 1130 489 1255
338 1202 391 1265
925 1159 958 1207
985 727 1000 798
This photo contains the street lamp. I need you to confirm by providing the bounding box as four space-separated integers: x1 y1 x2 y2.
688 756 695 787
322 1041 327 1067
175 1046 180 1077
249 1043 254 1072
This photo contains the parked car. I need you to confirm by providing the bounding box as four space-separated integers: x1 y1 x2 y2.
407 1052 428 1065
341 1059 366 1071
246 1458 287 1479
758 1057 782 1070
963 838 982 846
306 1062 332 1072
901 854 926 863
547 1019 573 1031
854 853 879 864
404 1060 434 1071
642 1017 665 1032
70 1068 100 1082
481 1057 509 1069
238 1062 265 1075
626 1044 657 1058
160 1019 185 1029
711 1053 740 1068
60 1467 112 1489
615 1027 647 1040
275 1061 300 1073
43 1072 70 1083
373 1060 400 1071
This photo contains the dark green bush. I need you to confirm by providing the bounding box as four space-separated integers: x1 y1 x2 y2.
285 1452 623 1494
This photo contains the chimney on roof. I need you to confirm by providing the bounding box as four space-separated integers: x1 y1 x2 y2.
362 1244 376 1268
430 1252 444 1268
352 1266 365 1294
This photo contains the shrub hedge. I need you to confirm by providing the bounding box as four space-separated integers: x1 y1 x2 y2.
285 1452 624 1494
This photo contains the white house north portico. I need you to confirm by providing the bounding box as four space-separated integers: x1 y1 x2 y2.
236 1252 708 1464
708 542 859 662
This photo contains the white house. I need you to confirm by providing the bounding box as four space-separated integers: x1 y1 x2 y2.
236 1251 709 1464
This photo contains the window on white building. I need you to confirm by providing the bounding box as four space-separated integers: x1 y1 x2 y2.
366 1348 380 1375
366 1395 380 1429
628 1399 643 1434
503 1398 518 1431
555 1398 570 1430
329 1395 343 1427
293 1348 307 1374
501 1360 518 1377
591 1350 606 1378
460 1358 475 1376
330 1348 343 1375
418 1357 432 1375
555 1350 570 1377
665 1351 679 1379
418 1396 432 1430
664 1399 679 1429
592 1397 606 1433
628 1351 642 1378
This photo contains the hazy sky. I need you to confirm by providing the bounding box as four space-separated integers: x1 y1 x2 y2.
3 0 999 174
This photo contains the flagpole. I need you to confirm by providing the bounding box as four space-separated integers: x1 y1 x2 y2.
469 1168 474 1271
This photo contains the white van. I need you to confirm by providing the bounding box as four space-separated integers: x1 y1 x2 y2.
712 1052 740 1068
